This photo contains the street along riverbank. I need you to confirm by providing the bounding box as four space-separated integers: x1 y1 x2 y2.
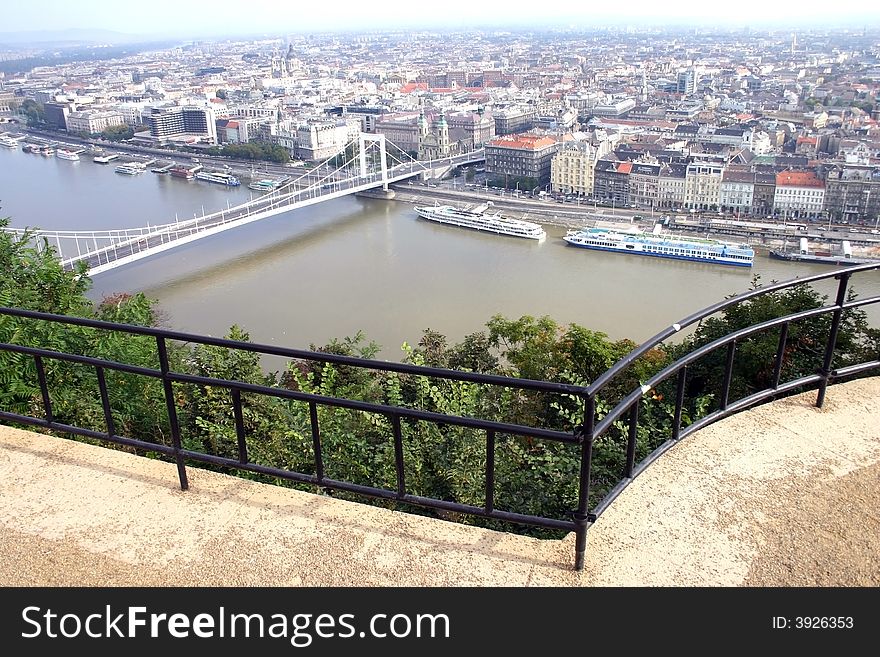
388 183 880 256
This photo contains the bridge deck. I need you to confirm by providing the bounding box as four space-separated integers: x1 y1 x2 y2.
5 144 485 275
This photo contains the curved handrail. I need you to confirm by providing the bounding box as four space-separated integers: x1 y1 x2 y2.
586 261 880 397
576 262 880 571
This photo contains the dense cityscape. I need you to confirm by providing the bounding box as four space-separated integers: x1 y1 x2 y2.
1 11 879 607
1 25 879 227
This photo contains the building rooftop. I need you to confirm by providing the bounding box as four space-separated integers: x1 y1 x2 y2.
2 377 877 587
487 133 557 150
776 170 825 187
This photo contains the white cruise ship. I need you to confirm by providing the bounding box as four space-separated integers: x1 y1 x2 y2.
115 162 146 175
195 171 241 186
248 178 284 192
414 203 546 241
563 224 754 267
55 149 80 161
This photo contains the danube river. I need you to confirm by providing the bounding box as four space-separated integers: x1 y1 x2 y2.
2 144 878 360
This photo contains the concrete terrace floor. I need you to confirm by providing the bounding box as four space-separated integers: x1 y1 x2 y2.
0 377 878 587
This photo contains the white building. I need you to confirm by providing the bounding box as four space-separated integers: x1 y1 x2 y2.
684 160 724 210
658 164 687 209
117 103 150 127
720 170 756 215
65 110 126 134
295 119 358 161
746 130 773 156
147 105 218 144
773 171 825 218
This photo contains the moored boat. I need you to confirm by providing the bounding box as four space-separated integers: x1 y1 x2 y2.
248 178 284 192
170 166 197 179
414 203 546 240
769 239 880 266
56 149 80 161
563 224 754 267
195 171 241 186
115 162 146 175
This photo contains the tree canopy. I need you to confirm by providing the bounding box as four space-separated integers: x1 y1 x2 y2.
1 220 876 537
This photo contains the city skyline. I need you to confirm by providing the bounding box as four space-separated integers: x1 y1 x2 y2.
2 0 879 40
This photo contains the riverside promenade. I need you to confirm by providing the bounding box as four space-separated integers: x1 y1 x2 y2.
0 377 877 587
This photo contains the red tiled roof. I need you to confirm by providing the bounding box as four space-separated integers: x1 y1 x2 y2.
775 171 824 188
399 82 428 94
617 162 633 174
487 133 557 150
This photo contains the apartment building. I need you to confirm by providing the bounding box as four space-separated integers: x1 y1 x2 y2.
657 163 687 209
684 160 724 210
824 166 880 222
147 105 218 143
773 171 826 219
719 169 756 215
593 160 631 206
295 120 357 160
373 112 421 155
65 110 125 134
493 107 536 136
628 162 661 209
549 138 611 195
446 110 495 148
752 172 776 217
485 133 558 186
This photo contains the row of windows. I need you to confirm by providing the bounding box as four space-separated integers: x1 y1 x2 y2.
777 189 823 196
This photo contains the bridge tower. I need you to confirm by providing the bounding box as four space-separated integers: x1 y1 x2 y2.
358 133 389 191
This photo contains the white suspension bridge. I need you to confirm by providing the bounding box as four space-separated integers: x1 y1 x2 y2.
2 134 485 275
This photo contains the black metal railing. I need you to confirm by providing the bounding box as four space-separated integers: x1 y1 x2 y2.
0 263 878 570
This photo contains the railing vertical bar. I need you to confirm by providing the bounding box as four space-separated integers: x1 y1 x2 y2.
392 414 405 498
231 388 248 464
156 336 189 490
720 340 737 411
771 323 789 390
485 429 495 514
817 273 851 407
95 365 116 438
33 355 53 424
624 403 639 479
574 394 595 572
309 401 324 483
672 366 687 440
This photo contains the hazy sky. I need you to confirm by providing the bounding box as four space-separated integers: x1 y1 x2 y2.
3 0 878 36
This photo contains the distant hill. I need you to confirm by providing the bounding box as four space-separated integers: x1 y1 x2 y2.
0 28 147 47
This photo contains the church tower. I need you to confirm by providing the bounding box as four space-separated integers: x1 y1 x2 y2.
437 112 449 156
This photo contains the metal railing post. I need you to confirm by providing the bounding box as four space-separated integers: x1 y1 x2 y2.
391 414 405 499
771 323 789 390
816 272 852 408
309 401 324 484
672 366 687 440
231 388 248 464
485 429 496 514
573 394 595 571
156 336 189 490
34 355 53 424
